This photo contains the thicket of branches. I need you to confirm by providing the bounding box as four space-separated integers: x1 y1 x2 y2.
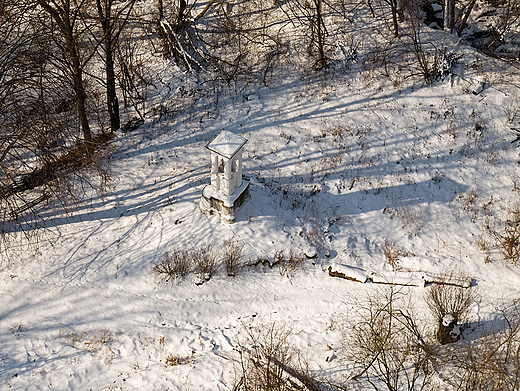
341 286 520 391
0 0 142 247
232 288 520 391
232 321 320 391
345 286 434 391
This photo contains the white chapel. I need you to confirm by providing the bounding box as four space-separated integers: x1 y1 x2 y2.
199 130 250 223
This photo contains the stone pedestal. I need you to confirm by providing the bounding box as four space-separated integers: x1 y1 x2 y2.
200 180 250 223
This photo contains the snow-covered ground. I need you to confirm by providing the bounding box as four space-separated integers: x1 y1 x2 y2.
2 26 520 390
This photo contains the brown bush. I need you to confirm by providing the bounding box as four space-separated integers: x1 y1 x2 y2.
152 248 192 282
454 299 520 390
192 244 220 282
494 207 520 265
222 239 245 277
345 286 434 391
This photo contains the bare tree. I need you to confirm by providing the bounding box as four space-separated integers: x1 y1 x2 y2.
402 2 443 84
499 0 520 40
346 286 433 391
156 0 202 70
0 0 117 255
0 1 51 242
386 0 400 37
456 0 479 36
311 0 328 68
36 0 94 155
279 0 329 68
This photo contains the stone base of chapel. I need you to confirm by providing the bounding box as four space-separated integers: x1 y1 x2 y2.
199 180 250 224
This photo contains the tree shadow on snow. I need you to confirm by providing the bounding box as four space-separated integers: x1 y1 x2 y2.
2 166 208 234
250 176 468 219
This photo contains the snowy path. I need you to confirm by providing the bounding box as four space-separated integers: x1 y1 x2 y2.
0 267 366 390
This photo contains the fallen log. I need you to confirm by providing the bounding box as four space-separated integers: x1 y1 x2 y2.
328 264 369 283
328 263 473 288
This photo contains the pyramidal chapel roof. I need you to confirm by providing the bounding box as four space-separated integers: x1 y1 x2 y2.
206 130 247 159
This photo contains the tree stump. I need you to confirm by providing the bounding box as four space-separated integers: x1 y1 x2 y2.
437 313 461 344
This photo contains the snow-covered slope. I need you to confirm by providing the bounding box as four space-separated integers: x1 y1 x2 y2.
2 25 520 390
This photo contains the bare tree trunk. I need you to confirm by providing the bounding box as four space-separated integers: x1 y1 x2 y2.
315 0 327 68
37 0 93 154
157 0 164 19
105 40 120 133
367 0 376 17
390 0 399 37
96 0 136 133
444 0 455 32
176 0 187 28
285 0 328 68
68 26 93 154
97 0 118 133
457 0 478 36
73 66 93 152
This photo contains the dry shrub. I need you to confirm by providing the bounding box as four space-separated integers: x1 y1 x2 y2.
459 188 479 214
384 205 424 235
300 216 327 250
398 205 424 234
233 321 319 391
153 245 219 283
153 248 192 282
273 250 306 276
165 352 194 366
503 95 520 124
192 244 220 281
282 251 306 277
458 189 493 223
223 239 245 277
9 322 24 339
493 207 520 265
83 329 113 353
476 233 491 263
454 299 520 390
383 241 407 269
425 272 477 344
325 123 352 147
165 354 183 366
58 328 89 349
58 328 115 362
